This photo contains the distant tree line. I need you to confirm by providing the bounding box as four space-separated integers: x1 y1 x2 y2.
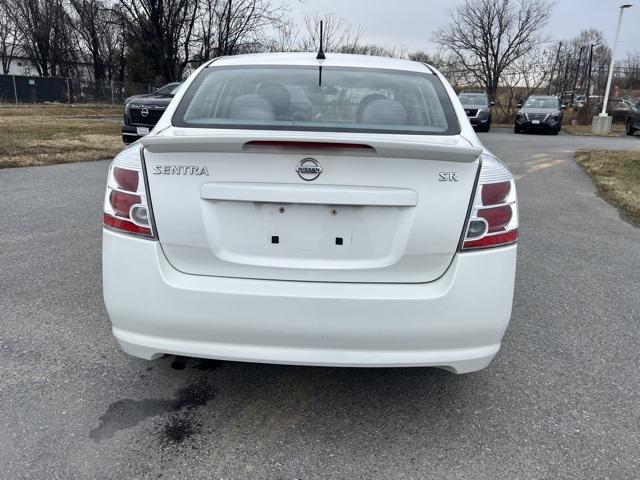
0 0 638 106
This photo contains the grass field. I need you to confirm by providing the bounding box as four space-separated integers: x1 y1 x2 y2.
563 123 626 137
575 150 640 226
0 104 123 169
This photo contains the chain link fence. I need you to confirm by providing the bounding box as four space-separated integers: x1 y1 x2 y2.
0 75 160 104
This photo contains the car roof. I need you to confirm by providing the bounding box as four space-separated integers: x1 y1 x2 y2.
528 95 557 99
207 52 433 74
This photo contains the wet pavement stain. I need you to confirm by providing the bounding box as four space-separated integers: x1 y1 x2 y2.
90 377 215 442
162 414 201 444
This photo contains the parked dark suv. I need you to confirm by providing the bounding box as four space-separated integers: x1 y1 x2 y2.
514 95 565 135
122 82 182 144
458 91 494 132
625 99 640 136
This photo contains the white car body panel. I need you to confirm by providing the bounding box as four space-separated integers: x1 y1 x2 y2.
104 229 516 373
102 53 517 373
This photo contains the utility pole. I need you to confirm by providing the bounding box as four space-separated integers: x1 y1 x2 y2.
224 0 232 55
560 50 572 100
571 46 586 107
548 42 563 95
585 42 601 108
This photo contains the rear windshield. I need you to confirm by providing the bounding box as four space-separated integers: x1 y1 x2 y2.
173 66 460 135
459 94 488 106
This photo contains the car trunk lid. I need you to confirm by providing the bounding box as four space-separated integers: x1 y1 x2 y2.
142 129 480 283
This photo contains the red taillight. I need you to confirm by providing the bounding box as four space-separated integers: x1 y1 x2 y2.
478 205 512 233
462 155 518 251
103 147 155 238
109 190 141 217
103 213 152 236
462 229 518 249
481 181 510 205
113 166 139 192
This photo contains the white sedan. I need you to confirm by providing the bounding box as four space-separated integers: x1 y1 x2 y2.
102 53 518 373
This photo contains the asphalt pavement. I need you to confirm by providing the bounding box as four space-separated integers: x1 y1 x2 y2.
0 129 639 479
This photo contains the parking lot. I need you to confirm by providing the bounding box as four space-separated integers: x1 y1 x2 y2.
1 129 639 479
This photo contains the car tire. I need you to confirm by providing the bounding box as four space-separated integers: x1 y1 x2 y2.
551 128 559 135
627 119 636 136
514 124 521 134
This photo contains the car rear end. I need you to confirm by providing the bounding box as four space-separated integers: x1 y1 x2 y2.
103 54 518 373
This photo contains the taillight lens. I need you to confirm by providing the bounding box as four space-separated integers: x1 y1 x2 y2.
462 155 518 250
103 145 155 238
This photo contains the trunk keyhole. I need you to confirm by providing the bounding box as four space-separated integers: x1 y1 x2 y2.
335 237 343 245
271 236 279 244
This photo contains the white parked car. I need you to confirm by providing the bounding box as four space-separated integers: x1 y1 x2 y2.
103 53 518 373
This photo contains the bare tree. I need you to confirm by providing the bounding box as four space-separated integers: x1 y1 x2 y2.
0 0 21 74
12 0 78 76
299 13 364 53
192 0 285 64
621 51 640 90
119 0 200 82
497 45 553 121
69 0 115 83
433 0 553 99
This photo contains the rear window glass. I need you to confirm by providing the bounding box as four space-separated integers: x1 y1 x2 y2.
173 66 459 135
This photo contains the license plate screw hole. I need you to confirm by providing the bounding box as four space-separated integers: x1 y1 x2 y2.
279 207 286 214
330 208 337 216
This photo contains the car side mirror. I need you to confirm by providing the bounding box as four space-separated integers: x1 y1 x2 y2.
490 101 495 106
516 103 522 108
561 104 567 110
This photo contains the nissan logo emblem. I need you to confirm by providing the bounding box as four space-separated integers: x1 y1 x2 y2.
140 107 149 118
296 158 322 181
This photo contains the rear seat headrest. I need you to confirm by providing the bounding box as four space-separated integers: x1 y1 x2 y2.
228 94 275 121
359 98 408 125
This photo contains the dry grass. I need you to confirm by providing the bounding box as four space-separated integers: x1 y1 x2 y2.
0 104 123 168
575 150 640 226
563 123 626 137
0 103 122 118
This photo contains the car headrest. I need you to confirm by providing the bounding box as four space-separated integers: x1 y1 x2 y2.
228 94 275 121
256 82 291 118
358 98 408 125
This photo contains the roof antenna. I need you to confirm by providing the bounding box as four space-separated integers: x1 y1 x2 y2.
316 20 326 60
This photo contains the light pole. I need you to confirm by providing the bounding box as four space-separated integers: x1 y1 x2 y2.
593 4 632 133
600 4 633 116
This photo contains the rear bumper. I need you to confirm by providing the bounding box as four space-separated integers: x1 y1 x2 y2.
103 229 517 373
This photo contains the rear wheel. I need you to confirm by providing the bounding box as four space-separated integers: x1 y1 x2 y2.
514 124 521 134
627 119 636 136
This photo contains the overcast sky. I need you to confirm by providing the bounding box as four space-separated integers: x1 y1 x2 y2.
287 0 640 59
